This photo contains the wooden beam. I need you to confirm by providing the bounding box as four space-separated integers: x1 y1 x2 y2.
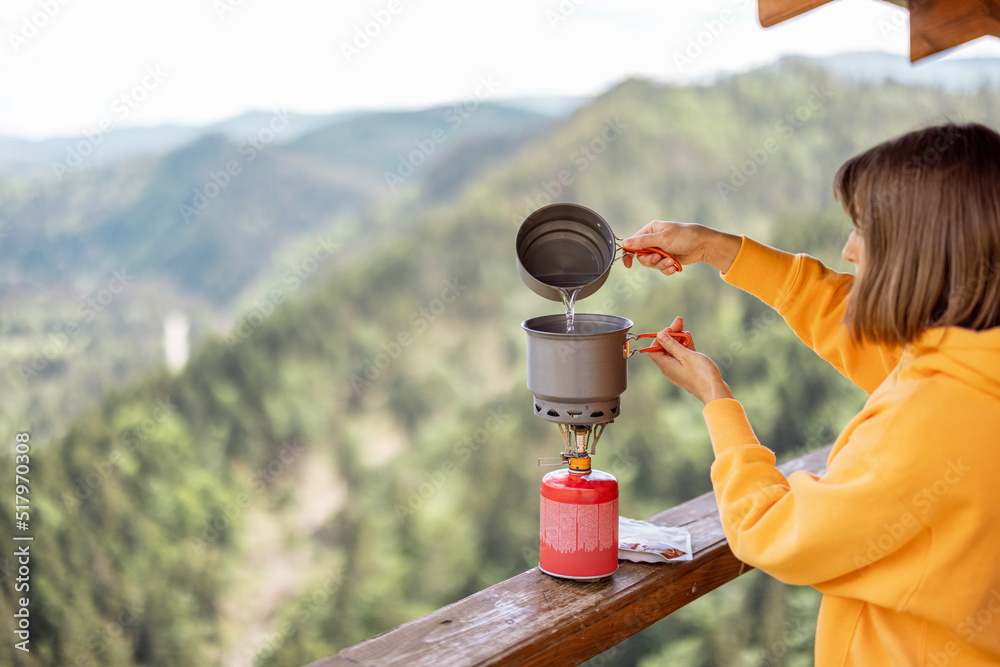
305 444 832 667
757 0 1000 61
909 0 1000 61
758 0 835 28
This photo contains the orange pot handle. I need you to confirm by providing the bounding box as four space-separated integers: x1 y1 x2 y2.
632 247 682 272
614 237 683 273
619 245 683 272
625 331 693 358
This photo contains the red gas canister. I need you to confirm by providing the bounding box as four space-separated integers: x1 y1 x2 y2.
539 461 619 580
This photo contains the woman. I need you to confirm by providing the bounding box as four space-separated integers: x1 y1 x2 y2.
622 123 1000 665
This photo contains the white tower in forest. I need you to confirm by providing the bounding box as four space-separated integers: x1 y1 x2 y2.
163 312 190 372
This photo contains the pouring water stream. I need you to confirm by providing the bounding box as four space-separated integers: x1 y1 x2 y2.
559 288 580 333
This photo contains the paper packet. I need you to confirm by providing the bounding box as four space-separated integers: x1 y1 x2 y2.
618 516 692 563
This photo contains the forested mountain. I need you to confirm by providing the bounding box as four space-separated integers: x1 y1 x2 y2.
0 102 552 443
780 52 1000 92
2 58 999 667
0 102 552 306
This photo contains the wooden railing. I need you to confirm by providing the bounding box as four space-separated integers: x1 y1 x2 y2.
306 444 831 667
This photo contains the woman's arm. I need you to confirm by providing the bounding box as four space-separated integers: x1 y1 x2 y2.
703 398 922 594
646 333 929 601
722 237 900 393
624 224 899 393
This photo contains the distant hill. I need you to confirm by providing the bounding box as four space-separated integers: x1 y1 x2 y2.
496 94 591 117
0 100 571 180
0 132 376 306
0 103 552 308
770 52 1000 92
285 103 552 187
0 111 356 180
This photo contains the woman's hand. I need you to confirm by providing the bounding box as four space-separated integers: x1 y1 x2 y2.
647 317 733 406
621 222 742 275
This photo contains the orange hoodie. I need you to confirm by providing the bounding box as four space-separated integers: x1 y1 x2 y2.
705 237 1000 666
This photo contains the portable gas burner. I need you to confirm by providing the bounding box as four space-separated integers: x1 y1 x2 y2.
516 205 692 581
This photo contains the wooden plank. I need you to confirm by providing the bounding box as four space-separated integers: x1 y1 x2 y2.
756 0 1000 61
306 445 831 667
757 0 835 28
909 0 1000 61
757 0 908 28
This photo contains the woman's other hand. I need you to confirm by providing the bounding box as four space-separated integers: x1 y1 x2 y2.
647 317 734 405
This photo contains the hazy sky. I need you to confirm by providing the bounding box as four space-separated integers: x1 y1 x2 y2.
1 0 998 139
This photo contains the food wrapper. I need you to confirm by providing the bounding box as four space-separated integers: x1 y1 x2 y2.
618 516 692 563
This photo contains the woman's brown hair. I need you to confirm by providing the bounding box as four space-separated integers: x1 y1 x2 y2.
834 122 1000 346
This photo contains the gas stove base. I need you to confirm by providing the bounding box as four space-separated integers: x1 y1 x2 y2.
537 563 618 581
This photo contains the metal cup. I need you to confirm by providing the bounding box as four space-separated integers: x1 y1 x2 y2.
521 314 693 424
515 203 614 302
515 203 681 302
522 313 632 411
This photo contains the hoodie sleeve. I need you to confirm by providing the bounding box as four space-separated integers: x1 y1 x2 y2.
704 398 928 599
723 236 899 395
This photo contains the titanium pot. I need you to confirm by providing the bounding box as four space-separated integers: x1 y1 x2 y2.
515 203 682 302
522 313 692 424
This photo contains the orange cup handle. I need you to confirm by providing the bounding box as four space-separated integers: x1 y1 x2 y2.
625 331 693 357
